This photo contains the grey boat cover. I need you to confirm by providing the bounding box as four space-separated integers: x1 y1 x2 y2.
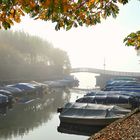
77 92 139 107
60 102 131 119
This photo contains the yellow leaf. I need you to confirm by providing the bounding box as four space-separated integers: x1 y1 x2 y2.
9 14 14 19
18 9 25 16
86 19 90 24
87 0 95 7
10 9 15 14
138 36 140 41
14 16 21 23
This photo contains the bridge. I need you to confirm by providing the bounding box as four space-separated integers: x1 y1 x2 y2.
71 68 140 88
71 67 140 77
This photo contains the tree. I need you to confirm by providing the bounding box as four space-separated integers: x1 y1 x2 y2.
0 0 139 48
0 30 71 80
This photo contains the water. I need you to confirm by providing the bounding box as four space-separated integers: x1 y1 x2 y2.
71 73 99 89
0 73 98 140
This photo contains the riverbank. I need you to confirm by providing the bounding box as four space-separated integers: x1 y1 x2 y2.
89 108 140 140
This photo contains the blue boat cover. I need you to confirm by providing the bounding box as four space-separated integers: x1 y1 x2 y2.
0 94 8 104
8 83 35 91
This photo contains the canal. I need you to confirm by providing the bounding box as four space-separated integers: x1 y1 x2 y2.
0 73 98 140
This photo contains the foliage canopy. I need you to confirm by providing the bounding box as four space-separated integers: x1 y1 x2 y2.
0 0 139 48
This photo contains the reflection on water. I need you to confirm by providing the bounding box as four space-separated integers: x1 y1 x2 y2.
0 106 9 116
58 123 105 136
71 73 98 89
0 88 72 140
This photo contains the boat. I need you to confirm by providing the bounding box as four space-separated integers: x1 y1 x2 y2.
106 77 140 86
0 94 9 106
104 77 140 92
76 95 139 109
79 91 140 109
104 87 140 92
58 102 131 126
43 76 79 88
0 90 13 103
7 83 36 92
3 86 22 94
85 90 140 100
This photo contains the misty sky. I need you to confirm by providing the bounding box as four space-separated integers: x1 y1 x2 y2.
11 0 140 72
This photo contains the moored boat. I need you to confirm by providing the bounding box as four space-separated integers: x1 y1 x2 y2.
0 90 13 103
80 91 140 109
0 94 9 106
58 102 131 126
103 77 140 92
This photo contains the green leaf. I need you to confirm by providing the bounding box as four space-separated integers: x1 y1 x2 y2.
136 31 140 34
2 21 10 29
123 37 127 42
66 24 72 31
129 33 137 38
2 0 10 4
24 6 32 13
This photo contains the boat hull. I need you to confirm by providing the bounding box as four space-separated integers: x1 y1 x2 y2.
59 116 122 126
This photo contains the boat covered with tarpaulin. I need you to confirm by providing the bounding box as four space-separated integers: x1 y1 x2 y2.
76 92 140 109
59 102 131 126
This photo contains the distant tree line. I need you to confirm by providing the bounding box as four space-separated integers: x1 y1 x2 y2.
0 31 71 82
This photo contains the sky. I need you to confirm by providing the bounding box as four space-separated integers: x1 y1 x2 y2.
11 0 140 72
